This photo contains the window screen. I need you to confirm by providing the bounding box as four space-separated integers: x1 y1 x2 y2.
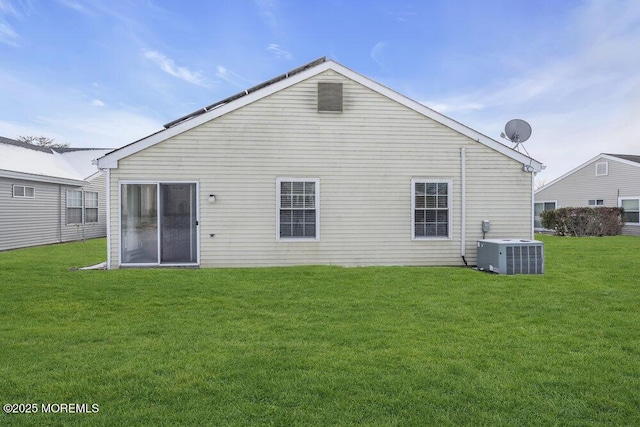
621 198 640 223
278 179 318 239
13 185 35 198
413 181 450 238
85 192 99 223
66 189 83 224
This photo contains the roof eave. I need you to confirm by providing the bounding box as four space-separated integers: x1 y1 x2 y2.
0 169 88 186
98 59 544 172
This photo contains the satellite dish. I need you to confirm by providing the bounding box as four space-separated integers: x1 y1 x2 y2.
502 119 532 145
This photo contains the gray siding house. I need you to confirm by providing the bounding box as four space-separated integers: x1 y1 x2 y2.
535 153 640 236
97 58 544 269
0 137 110 251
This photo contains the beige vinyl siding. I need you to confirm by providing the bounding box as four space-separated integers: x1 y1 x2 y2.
60 172 107 242
0 177 62 251
536 157 640 236
108 70 533 267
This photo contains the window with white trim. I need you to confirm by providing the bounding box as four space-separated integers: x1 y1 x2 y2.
13 185 35 198
67 190 84 224
277 178 319 240
85 192 99 223
412 179 451 239
66 190 99 224
588 199 604 206
534 201 557 228
620 198 639 224
595 162 608 176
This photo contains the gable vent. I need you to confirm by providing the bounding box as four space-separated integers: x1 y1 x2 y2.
595 161 608 176
318 82 343 112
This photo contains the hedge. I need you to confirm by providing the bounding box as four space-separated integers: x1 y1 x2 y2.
540 207 625 236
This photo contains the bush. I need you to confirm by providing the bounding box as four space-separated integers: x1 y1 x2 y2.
541 207 625 236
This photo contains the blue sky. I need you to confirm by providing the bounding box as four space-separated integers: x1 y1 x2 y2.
1 0 639 183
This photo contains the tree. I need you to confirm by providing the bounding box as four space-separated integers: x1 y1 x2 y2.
534 177 547 190
17 135 69 149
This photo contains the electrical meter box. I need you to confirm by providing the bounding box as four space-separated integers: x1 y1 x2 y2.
477 239 544 275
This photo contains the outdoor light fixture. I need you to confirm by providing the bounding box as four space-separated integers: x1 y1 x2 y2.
208 194 216 203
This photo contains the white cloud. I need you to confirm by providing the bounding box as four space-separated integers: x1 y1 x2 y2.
254 0 278 29
370 41 387 67
215 65 252 88
267 44 292 60
56 0 88 13
91 99 105 107
0 0 19 46
419 0 640 182
143 50 209 87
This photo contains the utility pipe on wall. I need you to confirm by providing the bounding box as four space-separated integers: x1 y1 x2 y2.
461 147 467 263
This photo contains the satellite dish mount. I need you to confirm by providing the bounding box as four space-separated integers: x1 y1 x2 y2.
500 118 536 172
500 119 532 149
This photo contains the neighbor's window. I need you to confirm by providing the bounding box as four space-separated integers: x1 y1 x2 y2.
13 185 35 198
596 161 608 176
277 178 319 240
534 201 557 228
412 179 451 239
588 199 604 206
85 191 99 223
66 190 84 224
620 198 640 224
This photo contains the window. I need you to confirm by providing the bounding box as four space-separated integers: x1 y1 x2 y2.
596 161 608 176
412 179 451 239
534 201 557 228
318 82 343 112
277 178 319 240
66 190 99 224
85 192 99 223
588 199 604 206
67 190 83 224
13 185 35 198
620 198 640 224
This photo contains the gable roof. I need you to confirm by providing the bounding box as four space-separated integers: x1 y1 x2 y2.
535 153 640 194
0 136 111 185
605 154 640 164
98 58 543 172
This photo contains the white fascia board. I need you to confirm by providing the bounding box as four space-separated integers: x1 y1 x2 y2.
97 62 336 170
0 169 87 186
601 154 640 169
98 59 543 172
326 61 544 172
85 169 105 181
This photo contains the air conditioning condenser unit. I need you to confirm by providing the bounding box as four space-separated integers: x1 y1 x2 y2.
476 239 544 275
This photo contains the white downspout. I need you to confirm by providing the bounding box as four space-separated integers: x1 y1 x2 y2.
105 168 111 270
461 147 467 262
531 171 535 239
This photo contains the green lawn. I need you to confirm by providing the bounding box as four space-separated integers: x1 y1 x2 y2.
1 235 639 426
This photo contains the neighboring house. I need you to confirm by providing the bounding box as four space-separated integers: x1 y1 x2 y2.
534 153 640 236
97 58 544 269
0 136 111 251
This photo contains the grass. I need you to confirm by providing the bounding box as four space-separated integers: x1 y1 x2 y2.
0 235 639 426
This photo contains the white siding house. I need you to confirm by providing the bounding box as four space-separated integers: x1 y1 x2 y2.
0 137 110 251
535 153 640 236
97 58 543 269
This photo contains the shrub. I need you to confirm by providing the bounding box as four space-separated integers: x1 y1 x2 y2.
541 207 625 236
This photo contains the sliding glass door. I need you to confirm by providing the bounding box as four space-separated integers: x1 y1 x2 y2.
121 182 198 265
160 184 197 263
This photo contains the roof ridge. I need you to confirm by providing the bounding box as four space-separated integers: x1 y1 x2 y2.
0 136 54 153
